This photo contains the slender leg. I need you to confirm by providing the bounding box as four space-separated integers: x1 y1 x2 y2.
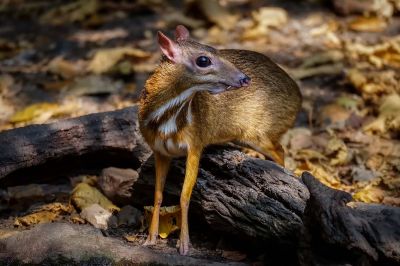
248 139 285 166
264 142 285 166
143 152 171 246
179 147 202 255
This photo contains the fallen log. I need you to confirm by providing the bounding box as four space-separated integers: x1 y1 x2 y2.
0 107 152 182
134 148 309 244
299 172 400 266
0 222 244 265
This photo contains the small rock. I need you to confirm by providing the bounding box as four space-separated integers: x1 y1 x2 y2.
117 205 143 228
80 204 113 230
351 167 376 182
98 167 138 203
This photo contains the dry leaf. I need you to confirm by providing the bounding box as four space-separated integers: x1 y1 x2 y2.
295 149 327 161
124 234 138 243
40 0 99 25
15 211 58 227
197 0 239 30
70 28 129 43
47 57 86 79
70 214 86 224
14 202 72 227
299 50 344 69
88 47 150 74
326 137 350 166
346 37 400 68
317 103 352 127
290 62 344 80
63 75 123 96
162 11 205 29
298 161 340 188
353 185 386 203
364 94 400 134
9 102 76 124
349 16 387 32
243 7 287 39
144 205 181 239
71 183 120 212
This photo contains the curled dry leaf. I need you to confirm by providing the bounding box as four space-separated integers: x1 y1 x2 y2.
124 234 138 243
162 11 204 29
326 137 350 166
71 183 120 212
364 93 400 134
196 0 239 30
289 50 344 80
14 202 73 227
347 68 399 97
299 50 344 69
353 185 386 204
289 63 344 80
349 16 388 32
9 102 77 124
317 103 352 128
296 161 341 188
14 211 58 227
63 75 123 96
242 7 288 40
87 47 150 74
144 205 181 239
70 28 129 44
346 37 400 68
47 57 86 79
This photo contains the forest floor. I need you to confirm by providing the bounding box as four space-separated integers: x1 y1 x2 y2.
0 0 399 265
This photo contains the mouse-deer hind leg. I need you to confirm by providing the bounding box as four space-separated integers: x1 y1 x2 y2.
144 152 171 246
247 138 285 166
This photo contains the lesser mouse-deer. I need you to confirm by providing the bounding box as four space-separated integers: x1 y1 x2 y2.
139 25 301 255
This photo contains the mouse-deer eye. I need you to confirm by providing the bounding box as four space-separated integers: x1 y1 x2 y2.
195 56 211 67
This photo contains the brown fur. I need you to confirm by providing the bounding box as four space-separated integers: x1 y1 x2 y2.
139 49 301 154
138 31 301 255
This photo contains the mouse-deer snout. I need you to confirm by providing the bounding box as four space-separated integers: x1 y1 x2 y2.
240 75 251 87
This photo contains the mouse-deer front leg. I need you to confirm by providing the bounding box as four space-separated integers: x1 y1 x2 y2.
179 146 202 255
144 152 171 246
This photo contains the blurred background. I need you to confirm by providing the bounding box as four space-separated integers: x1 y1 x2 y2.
0 0 399 206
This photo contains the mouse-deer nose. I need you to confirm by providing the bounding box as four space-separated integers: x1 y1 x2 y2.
240 75 251 87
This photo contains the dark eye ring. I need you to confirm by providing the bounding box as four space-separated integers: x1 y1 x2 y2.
196 56 211 67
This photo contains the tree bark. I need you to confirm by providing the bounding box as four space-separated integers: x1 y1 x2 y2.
135 147 309 244
299 172 400 266
0 107 151 180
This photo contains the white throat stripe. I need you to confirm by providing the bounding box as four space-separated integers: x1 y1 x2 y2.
145 85 205 125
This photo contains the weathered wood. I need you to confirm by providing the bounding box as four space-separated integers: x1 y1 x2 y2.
299 172 400 266
134 148 310 244
0 107 151 179
0 222 244 265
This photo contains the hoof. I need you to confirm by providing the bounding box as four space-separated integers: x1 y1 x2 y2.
177 239 190 255
143 236 157 246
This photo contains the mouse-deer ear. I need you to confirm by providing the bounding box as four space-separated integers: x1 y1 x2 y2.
175 25 189 41
157 31 180 63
